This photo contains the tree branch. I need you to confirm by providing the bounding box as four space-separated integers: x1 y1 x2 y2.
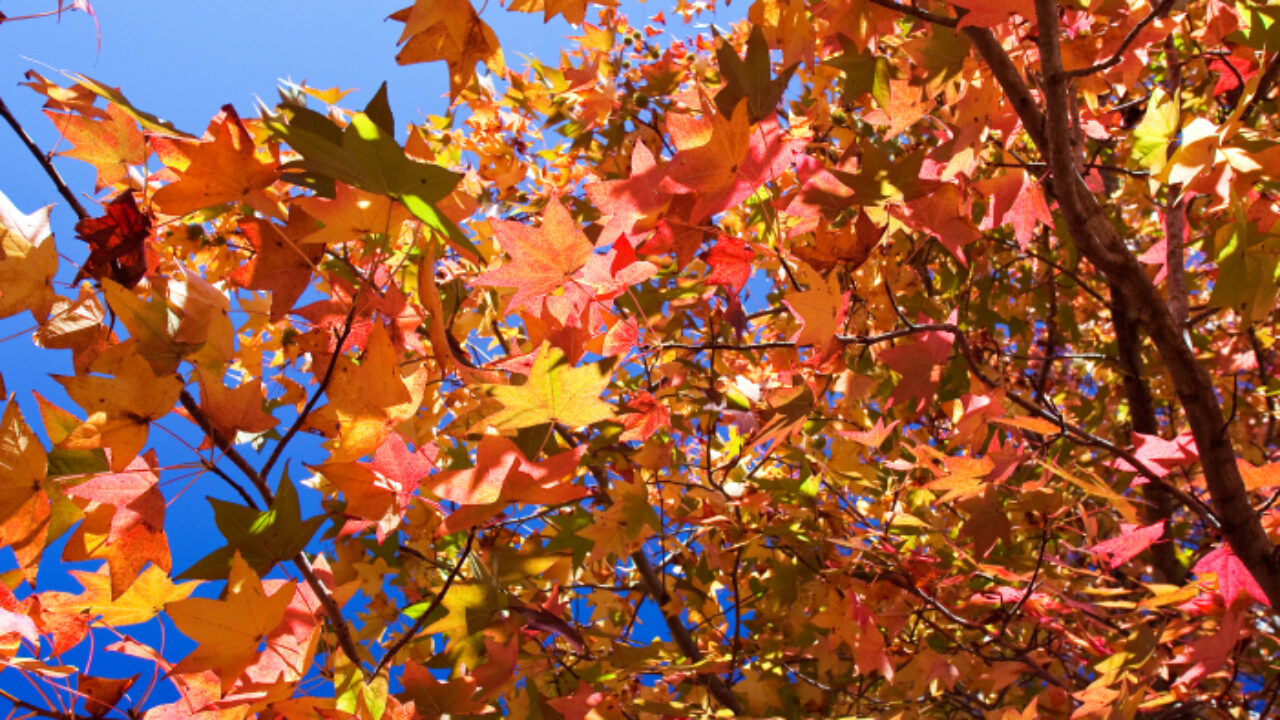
1063 0 1178 79
0 94 90 221
631 549 745 715
1029 0 1280 606
862 0 958 27
376 530 474 676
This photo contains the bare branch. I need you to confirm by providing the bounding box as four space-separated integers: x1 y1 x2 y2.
376 530 475 676
0 94 90 221
1063 0 1178 79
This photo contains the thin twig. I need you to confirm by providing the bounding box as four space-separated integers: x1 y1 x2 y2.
1063 0 1178 78
863 0 958 27
260 300 360 482
376 530 475 676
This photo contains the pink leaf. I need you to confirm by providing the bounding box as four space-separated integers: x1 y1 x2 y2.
1089 522 1165 570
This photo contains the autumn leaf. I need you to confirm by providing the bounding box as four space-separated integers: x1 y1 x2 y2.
265 84 465 251
229 217 323 322
428 432 587 531
74 191 154 288
64 564 197 627
304 323 429 462
713 25 798 123
1089 522 1166 570
475 196 595 315
482 344 614 431
46 103 147 190
150 105 277 216
506 0 611 25
0 190 58 322
63 451 170 598
55 353 183 472
292 181 412 246
169 553 296 692
1194 544 1270 607
180 473 323 581
391 0 505 98
703 235 755 296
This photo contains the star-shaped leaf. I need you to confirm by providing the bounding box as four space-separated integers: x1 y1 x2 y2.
46 104 147 190
150 106 277 217
483 344 614 431
475 196 595 315
179 473 323 581
169 553 295 692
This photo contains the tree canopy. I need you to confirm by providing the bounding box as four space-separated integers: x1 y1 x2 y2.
4 0 1280 717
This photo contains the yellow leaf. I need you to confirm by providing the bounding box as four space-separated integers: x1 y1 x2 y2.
483 344 614 431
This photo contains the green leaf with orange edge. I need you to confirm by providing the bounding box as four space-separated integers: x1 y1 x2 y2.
169 552 295 693
65 564 198 627
180 470 323 581
482 344 614 431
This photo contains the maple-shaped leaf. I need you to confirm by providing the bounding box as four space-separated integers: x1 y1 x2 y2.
879 318 955 412
1109 431 1199 479
974 170 1052 251
314 442 430 544
74 191 154 288
475 196 595 315
1173 607 1245 688
292 181 412 246
784 261 845 353
390 0 504 98
661 102 805 220
428 433 587 531
789 211 885 272
1130 87 1178 174
585 142 671 247
548 679 617 720
180 473 323 581
150 105 277 216
714 26 799 123
265 84 466 253
506 0 610 24
169 553 296 693
1194 544 1270 607
55 354 183 472
0 401 52 584
193 367 278 445
229 217 323 322
64 564 197 627
0 191 58 322
1089 522 1165 570
948 0 1032 29
46 104 146 190
704 235 755 295
63 451 170 598
304 323 429 462
483 344 614 431
397 662 495 719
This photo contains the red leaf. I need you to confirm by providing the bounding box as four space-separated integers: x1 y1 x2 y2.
1194 544 1270 607
704 236 755 295
74 192 154 288
1089 522 1165 570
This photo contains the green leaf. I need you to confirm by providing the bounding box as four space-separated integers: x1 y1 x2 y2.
1131 88 1178 173
264 83 474 256
62 70 195 138
179 469 323 580
713 26 798 123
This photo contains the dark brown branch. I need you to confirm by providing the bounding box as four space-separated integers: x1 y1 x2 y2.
376 530 474 676
1239 51 1280 125
0 94 90 221
1031 0 1280 607
631 550 745 715
1063 0 1178 78
1109 282 1184 583
962 27 1047 151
